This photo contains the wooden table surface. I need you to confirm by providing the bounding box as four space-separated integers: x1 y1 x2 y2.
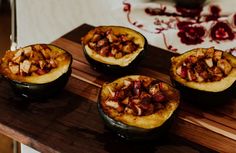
0 24 235 153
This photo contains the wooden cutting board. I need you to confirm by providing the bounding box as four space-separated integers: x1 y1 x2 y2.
0 24 234 153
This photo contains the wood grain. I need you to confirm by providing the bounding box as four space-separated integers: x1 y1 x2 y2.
52 36 236 152
0 24 234 153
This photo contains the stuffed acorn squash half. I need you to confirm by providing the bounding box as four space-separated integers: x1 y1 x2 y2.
0 44 72 98
82 26 147 73
170 47 236 105
98 75 180 140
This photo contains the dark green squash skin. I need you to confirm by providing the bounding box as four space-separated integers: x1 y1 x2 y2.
97 91 175 141
83 47 146 74
170 49 236 107
171 80 235 107
82 26 147 74
5 68 71 99
1 44 73 99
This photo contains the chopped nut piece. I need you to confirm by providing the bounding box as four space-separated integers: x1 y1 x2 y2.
120 34 129 42
122 43 136 53
188 55 198 64
40 49 51 59
34 44 43 50
206 47 214 58
39 60 46 69
153 92 165 102
106 33 118 43
111 47 118 56
134 105 142 116
187 69 196 81
91 34 101 42
36 69 46 75
115 52 123 59
125 107 134 114
99 46 109 56
29 65 38 73
149 84 160 95
49 59 57 68
121 97 129 105
88 42 96 49
212 67 223 77
213 51 222 61
200 71 209 80
159 82 169 91
97 39 108 48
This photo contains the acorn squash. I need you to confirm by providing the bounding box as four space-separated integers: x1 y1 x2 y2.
82 26 146 73
0 44 72 98
98 75 180 139
170 47 236 105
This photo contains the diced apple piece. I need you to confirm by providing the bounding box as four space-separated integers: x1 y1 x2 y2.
107 86 115 97
8 62 19 74
205 58 213 68
20 60 31 73
176 66 187 79
217 59 232 75
213 51 222 61
12 56 23 64
14 49 23 58
195 72 204 82
122 79 131 89
105 100 119 109
23 46 32 57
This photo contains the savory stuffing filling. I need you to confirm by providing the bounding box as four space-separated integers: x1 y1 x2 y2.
1 44 65 76
104 78 173 116
87 28 139 59
176 48 232 82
